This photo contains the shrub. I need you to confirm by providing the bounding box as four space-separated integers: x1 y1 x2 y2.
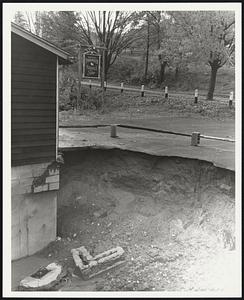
108 55 143 84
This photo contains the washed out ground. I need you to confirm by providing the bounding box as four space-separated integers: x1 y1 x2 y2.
12 92 237 292
40 150 236 292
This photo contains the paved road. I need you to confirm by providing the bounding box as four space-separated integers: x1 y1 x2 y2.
59 116 235 171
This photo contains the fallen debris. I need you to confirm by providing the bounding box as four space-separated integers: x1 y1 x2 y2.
71 246 126 280
18 262 67 291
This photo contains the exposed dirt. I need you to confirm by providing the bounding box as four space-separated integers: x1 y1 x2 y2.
38 149 235 292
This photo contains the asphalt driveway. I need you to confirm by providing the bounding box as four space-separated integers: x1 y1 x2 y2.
59 116 235 171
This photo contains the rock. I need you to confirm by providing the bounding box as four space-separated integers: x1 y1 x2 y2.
93 211 102 218
147 248 159 258
220 184 232 192
169 219 184 237
94 210 108 218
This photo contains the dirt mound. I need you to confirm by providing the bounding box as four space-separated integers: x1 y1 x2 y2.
45 149 235 291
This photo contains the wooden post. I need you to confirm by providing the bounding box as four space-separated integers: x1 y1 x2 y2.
110 125 117 138
77 47 82 111
194 89 198 103
165 86 168 99
191 132 201 146
229 91 233 107
120 82 124 93
101 49 105 107
141 85 145 97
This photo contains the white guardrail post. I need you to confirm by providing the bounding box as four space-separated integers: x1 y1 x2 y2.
141 85 144 97
194 89 198 103
229 91 233 107
165 86 168 99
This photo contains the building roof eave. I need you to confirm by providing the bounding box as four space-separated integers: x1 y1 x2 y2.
11 22 71 63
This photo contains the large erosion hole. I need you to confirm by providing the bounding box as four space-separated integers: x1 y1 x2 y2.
56 149 235 291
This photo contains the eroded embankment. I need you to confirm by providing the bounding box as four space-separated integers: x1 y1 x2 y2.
55 149 235 291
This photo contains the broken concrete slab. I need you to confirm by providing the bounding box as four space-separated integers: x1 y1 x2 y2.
18 262 65 291
59 125 235 171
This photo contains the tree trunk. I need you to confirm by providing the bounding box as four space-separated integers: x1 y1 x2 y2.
144 18 150 81
175 66 179 81
159 60 167 83
104 53 108 82
207 64 219 100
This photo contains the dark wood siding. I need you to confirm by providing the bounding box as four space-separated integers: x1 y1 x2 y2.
11 33 57 166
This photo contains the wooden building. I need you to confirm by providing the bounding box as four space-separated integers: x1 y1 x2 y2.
11 23 71 260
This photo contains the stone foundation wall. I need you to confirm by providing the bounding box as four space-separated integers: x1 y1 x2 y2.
11 161 60 260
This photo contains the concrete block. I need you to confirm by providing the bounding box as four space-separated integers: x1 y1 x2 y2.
12 165 33 180
48 168 59 176
12 183 32 195
46 175 59 184
12 191 57 260
49 182 59 191
71 246 125 280
33 184 49 193
24 185 32 194
11 179 20 187
19 177 33 186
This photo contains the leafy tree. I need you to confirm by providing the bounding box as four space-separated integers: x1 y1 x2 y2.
13 11 28 29
147 11 171 84
22 11 45 37
40 11 82 55
170 11 235 99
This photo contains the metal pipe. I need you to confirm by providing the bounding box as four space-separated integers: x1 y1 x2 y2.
200 135 235 142
117 124 191 137
60 124 235 143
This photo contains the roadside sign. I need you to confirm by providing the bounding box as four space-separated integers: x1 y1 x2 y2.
83 52 101 79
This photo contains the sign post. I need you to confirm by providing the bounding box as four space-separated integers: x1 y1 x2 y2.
83 51 101 79
77 43 107 111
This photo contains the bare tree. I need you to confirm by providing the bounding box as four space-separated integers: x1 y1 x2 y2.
76 11 142 80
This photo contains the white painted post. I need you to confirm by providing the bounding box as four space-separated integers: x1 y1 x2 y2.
120 82 124 93
229 91 233 107
165 86 168 99
194 89 198 103
141 85 145 97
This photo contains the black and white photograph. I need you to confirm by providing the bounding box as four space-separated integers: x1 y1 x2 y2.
2 2 242 298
